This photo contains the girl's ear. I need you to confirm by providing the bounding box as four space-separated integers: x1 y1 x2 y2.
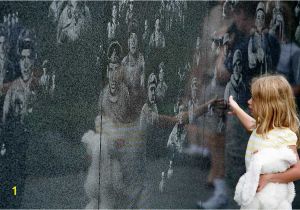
241 155 262 206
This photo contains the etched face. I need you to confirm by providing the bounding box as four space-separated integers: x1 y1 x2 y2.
107 62 120 95
178 104 184 114
67 1 76 19
196 37 200 50
275 11 283 26
144 19 148 31
128 33 138 54
255 10 265 30
148 83 156 104
178 104 184 125
159 68 164 82
191 87 197 100
0 36 5 54
112 5 118 18
129 1 133 10
211 40 220 56
20 49 34 81
233 60 242 80
14 98 24 118
155 18 160 31
233 9 253 34
295 1 300 17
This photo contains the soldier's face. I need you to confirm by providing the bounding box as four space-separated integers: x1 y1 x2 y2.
144 20 148 31
14 100 23 117
67 1 76 19
224 44 228 56
233 9 253 34
107 63 120 95
159 69 164 81
275 12 283 25
196 37 200 50
0 36 5 54
148 83 156 104
112 5 117 18
20 49 34 81
211 41 219 56
129 33 138 54
129 1 133 10
155 19 160 31
255 10 265 29
233 60 242 79
178 104 184 124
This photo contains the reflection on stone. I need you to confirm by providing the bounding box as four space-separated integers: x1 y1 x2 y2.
224 49 246 103
248 2 275 75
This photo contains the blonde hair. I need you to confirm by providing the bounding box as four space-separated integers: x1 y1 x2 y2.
251 74 300 145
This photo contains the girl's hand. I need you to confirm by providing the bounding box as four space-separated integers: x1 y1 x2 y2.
257 174 272 192
228 95 239 115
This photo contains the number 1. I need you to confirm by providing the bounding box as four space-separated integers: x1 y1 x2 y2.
12 186 16 196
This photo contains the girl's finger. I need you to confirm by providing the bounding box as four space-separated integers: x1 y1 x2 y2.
227 111 235 115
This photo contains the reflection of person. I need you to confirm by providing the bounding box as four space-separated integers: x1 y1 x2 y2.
224 49 246 103
228 75 300 207
1 30 37 208
207 2 261 209
139 73 186 208
184 77 208 156
194 2 234 208
141 73 222 155
269 2 284 43
122 31 145 117
156 62 168 102
248 2 279 75
270 2 300 107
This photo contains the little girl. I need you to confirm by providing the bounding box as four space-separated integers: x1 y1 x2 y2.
228 75 300 202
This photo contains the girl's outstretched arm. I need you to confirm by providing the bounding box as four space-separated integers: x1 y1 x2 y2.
257 146 300 192
228 95 256 132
